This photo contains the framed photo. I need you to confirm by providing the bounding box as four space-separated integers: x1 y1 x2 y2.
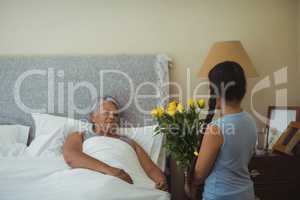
272 121 300 155
266 106 300 150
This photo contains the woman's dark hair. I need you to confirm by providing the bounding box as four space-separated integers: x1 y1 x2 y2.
190 61 246 178
204 61 246 131
208 61 246 104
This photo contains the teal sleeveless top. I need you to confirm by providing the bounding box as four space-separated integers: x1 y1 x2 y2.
202 111 257 200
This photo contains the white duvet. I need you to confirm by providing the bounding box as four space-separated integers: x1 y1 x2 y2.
0 137 170 200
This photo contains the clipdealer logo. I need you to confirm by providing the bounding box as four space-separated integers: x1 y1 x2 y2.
13 66 289 127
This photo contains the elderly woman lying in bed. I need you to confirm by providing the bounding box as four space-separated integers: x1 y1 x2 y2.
63 96 168 191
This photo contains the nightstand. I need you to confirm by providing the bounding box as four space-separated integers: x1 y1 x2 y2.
249 152 300 200
168 153 300 200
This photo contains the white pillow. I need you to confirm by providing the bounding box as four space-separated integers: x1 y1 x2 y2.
0 124 30 157
0 143 27 157
26 113 87 156
27 113 166 169
32 113 87 138
0 125 30 145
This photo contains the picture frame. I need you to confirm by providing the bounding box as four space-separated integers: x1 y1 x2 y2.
272 121 300 155
265 106 300 150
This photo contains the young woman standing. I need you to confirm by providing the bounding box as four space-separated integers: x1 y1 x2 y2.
189 61 257 200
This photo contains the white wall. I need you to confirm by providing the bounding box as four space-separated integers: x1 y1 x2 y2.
298 0 300 81
0 0 299 128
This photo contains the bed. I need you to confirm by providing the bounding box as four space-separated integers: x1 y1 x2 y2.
0 54 171 200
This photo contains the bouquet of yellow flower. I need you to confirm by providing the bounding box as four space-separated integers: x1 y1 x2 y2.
151 99 206 170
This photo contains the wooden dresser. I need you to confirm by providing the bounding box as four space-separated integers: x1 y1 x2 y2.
249 153 300 200
169 153 300 200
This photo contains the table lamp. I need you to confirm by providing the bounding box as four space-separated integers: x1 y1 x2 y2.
199 41 258 78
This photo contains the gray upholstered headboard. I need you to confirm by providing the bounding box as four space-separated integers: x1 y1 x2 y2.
0 54 170 139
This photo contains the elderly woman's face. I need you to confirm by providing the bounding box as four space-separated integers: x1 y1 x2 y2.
91 101 119 135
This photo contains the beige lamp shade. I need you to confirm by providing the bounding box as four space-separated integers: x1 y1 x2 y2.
199 41 258 78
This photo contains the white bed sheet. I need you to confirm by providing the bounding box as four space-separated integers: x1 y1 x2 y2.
0 137 170 200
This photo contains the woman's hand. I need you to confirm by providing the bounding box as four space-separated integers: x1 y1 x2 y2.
108 167 133 184
154 174 168 191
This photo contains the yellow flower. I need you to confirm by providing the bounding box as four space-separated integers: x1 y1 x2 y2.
194 151 199 156
166 101 177 116
151 106 164 117
167 101 177 110
187 98 195 108
176 103 184 113
150 108 158 117
167 109 176 116
167 106 176 115
197 99 205 108
156 107 164 117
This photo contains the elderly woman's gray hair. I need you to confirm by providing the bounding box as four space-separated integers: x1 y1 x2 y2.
90 96 120 114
